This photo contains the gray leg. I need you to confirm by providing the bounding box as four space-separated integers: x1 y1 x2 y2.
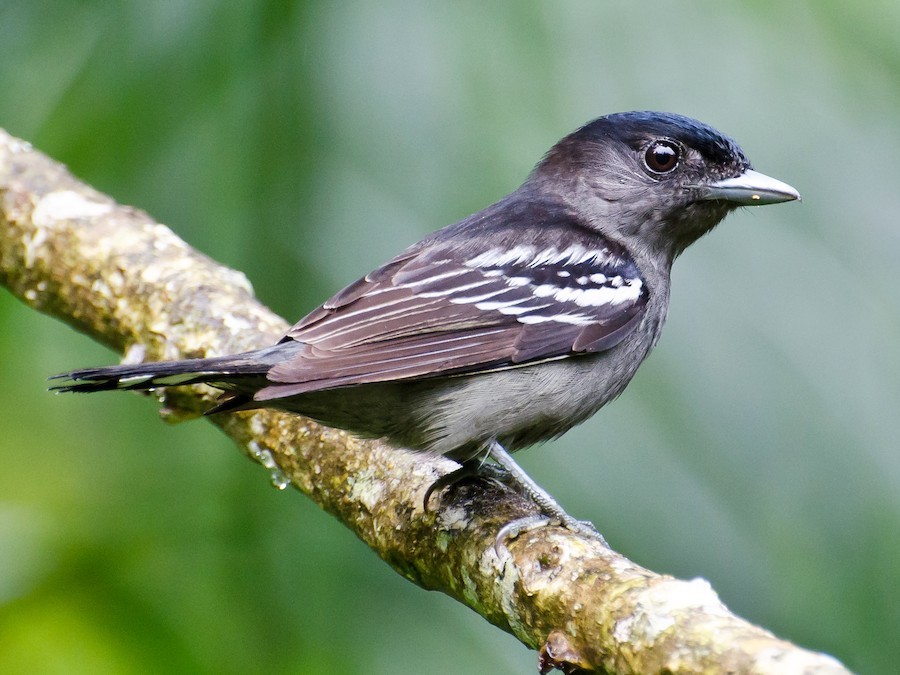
486 440 607 546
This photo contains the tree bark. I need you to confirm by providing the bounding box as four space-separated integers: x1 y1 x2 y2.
0 129 849 674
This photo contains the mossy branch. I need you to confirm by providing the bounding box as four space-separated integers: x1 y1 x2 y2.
0 129 847 674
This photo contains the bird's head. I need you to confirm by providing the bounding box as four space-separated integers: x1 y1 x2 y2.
527 111 799 263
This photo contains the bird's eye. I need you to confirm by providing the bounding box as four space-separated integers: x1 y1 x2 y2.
643 140 680 174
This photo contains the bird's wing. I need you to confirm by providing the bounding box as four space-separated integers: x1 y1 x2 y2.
260 225 648 399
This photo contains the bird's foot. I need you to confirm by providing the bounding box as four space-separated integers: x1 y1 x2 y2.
494 511 605 555
485 440 608 551
425 441 608 552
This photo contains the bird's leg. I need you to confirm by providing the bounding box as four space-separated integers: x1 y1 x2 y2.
485 440 608 547
425 441 607 547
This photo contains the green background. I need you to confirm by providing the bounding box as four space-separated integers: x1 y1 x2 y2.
1 2 898 673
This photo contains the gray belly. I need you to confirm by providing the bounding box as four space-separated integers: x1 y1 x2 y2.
283 337 651 461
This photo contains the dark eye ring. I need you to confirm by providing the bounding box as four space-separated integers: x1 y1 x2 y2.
643 140 680 174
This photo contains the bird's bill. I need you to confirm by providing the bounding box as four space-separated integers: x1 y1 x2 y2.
701 169 800 206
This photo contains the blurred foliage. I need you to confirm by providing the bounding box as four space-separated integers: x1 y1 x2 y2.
1 1 898 673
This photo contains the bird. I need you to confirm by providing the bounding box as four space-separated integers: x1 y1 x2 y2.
51 111 799 539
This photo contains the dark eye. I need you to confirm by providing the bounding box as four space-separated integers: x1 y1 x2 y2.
643 140 680 174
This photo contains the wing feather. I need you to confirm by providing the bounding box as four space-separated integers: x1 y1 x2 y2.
265 207 650 395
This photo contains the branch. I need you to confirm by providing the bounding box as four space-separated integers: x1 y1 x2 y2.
0 129 848 674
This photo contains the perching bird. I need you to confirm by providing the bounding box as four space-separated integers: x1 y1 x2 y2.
52 111 799 537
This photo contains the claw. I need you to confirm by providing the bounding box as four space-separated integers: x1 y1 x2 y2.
494 515 552 555
424 459 510 511
493 515 607 556
423 464 476 511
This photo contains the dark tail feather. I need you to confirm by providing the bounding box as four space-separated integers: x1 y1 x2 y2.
48 357 261 393
48 344 301 395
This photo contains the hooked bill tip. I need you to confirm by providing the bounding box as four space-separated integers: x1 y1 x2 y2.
701 169 800 206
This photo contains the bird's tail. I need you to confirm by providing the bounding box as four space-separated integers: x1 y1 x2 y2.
48 344 294 395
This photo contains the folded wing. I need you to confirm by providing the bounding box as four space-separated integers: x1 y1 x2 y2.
258 218 649 400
